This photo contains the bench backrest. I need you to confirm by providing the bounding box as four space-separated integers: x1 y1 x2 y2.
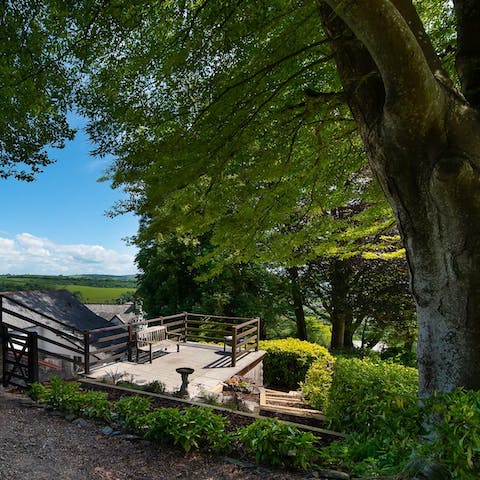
136 325 166 348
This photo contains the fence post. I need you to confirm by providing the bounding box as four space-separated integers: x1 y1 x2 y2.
255 318 260 351
83 330 90 375
183 312 188 342
27 331 39 384
127 323 133 362
231 327 237 367
1 324 8 387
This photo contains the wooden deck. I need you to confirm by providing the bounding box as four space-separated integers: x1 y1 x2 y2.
84 342 265 400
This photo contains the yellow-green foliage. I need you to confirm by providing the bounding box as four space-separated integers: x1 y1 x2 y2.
418 389 480 480
301 358 335 412
305 317 331 347
323 360 480 479
322 358 420 477
259 338 334 389
326 357 419 434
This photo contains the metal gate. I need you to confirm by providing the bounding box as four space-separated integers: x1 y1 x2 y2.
1 324 38 388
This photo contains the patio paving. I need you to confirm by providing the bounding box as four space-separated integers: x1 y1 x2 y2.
84 342 265 399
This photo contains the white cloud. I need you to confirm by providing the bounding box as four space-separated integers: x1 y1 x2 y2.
0 233 137 275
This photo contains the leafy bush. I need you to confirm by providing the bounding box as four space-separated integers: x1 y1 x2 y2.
143 406 230 453
322 358 420 477
416 389 480 480
28 382 49 402
42 377 85 413
80 390 113 420
115 395 152 431
305 317 331 347
301 358 335 411
29 378 113 420
259 338 334 389
326 357 419 435
380 345 417 368
237 418 319 470
143 380 166 394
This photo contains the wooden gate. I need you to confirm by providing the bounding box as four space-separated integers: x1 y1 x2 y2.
1 324 39 388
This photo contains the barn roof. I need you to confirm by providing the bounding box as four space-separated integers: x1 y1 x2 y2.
0 289 113 331
84 302 139 324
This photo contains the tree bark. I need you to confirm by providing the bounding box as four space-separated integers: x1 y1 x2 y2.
287 267 308 340
329 259 353 349
343 317 362 349
319 0 480 396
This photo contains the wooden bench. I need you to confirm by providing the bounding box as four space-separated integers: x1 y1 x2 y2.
223 335 247 353
136 325 182 363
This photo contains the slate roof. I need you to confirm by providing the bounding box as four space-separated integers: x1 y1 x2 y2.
84 302 139 324
1 290 113 331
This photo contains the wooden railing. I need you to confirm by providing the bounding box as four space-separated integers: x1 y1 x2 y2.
0 296 261 380
84 312 261 371
0 295 85 384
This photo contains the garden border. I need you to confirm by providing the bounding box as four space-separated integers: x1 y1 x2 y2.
78 379 344 440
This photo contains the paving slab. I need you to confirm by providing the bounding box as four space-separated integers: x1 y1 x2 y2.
85 342 265 399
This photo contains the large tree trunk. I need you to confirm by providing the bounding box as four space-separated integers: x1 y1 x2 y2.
287 267 308 340
319 0 480 397
343 318 362 350
329 259 353 349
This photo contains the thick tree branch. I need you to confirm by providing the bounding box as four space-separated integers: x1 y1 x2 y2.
391 0 451 83
454 0 480 108
322 0 443 133
317 3 384 132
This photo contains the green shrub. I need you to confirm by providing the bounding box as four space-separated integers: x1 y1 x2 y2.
143 406 230 453
143 380 166 394
259 338 334 389
417 389 480 480
29 378 113 420
237 418 319 470
301 357 335 411
43 377 85 413
322 358 420 477
28 382 49 402
326 357 419 435
80 390 113 420
305 317 331 347
322 431 419 478
115 395 152 432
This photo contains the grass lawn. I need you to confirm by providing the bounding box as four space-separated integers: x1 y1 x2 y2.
61 285 135 303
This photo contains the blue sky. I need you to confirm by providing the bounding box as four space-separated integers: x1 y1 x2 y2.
0 125 139 275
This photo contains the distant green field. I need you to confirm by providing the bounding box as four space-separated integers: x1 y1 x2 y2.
0 274 136 304
61 285 135 303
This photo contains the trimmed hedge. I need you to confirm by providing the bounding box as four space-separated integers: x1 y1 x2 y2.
326 357 419 434
322 358 420 477
301 358 335 412
259 338 334 390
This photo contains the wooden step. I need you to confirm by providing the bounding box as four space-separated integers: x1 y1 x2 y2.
264 388 302 398
267 399 303 407
260 403 327 421
259 387 326 423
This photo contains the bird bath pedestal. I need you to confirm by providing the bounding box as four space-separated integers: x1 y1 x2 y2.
176 367 194 397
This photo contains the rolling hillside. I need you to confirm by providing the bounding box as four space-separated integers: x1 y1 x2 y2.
0 274 137 303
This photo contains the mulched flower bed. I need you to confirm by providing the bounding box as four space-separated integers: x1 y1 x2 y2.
80 380 342 447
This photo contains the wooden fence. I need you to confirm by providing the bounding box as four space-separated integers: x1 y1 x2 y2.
83 312 261 371
0 298 261 387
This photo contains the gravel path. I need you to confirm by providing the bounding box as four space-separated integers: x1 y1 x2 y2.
0 390 309 480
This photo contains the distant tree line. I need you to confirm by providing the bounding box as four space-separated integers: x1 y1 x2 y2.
0 274 137 291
